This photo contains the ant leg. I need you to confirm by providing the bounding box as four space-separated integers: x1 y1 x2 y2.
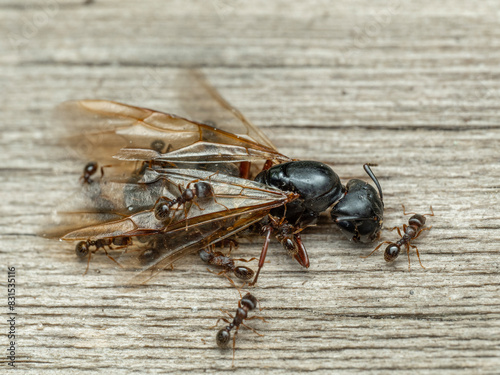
402 204 418 216
99 164 112 178
210 317 230 329
226 239 239 255
411 245 426 269
239 161 251 179
102 249 123 268
249 226 272 286
232 257 258 263
414 226 432 240
241 322 264 336
245 316 268 324
387 226 403 237
231 326 239 367
361 241 392 259
205 268 242 290
262 159 273 171
83 250 92 276
406 243 412 272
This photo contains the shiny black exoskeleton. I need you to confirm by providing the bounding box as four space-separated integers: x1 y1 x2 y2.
255 161 384 243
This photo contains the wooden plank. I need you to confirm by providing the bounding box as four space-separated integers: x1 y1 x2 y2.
1 0 499 373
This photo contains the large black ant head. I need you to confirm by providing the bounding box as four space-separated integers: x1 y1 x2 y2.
330 164 384 243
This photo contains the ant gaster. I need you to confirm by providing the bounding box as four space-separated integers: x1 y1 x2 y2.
364 205 434 270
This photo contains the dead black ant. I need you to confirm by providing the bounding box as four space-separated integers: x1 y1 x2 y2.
214 292 266 366
364 205 434 270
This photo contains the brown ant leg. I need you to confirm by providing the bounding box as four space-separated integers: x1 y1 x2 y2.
387 226 403 237
83 252 92 276
414 225 433 240
231 327 239 366
244 316 268 325
240 322 264 336
361 241 393 259
406 243 412 272
206 268 241 290
210 317 230 329
411 245 426 269
239 161 251 179
232 257 258 263
249 226 272 286
262 159 273 171
402 204 418 216
99 164 112 178
101 248 123 269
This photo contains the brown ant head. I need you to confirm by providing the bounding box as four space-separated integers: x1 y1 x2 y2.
384 243 400 262
409 214 426 228
240 293 258 311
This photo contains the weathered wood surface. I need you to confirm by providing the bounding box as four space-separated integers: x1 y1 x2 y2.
1 0 500 373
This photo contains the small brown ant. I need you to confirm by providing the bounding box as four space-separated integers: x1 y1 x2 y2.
153 181 215 222
214 292 266 366
79 161 111 184
75 237 131 274
199 245 256 281
364 205 434 270
80 162 98 184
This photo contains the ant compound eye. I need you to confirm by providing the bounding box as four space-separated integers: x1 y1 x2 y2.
384 244 400 262
216 329 231 347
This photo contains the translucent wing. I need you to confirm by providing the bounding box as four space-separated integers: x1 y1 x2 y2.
121 210 267 285
57 99 290 166
58 168 296 283
179 70 279 151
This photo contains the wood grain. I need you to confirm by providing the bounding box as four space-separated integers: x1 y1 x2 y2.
1 0 499 373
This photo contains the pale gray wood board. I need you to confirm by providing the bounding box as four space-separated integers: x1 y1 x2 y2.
1 1 499 374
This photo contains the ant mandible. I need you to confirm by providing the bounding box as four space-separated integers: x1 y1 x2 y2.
364 205 434 271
